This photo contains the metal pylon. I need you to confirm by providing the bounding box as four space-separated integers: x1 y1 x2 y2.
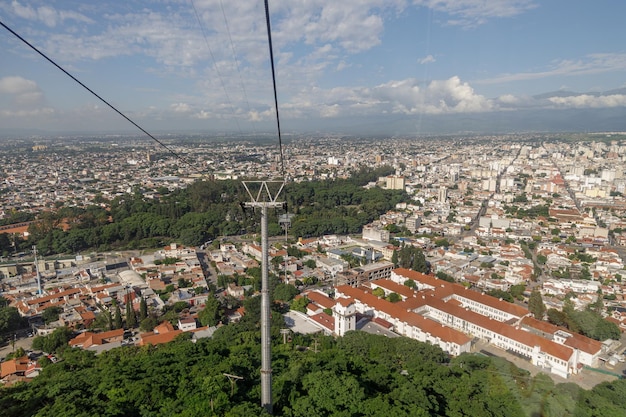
242 180 285 414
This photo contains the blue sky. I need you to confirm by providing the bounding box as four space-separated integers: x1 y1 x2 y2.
1 0 626 135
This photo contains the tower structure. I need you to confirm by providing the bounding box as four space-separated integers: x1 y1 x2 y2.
242 180 285 414
333 298 356 337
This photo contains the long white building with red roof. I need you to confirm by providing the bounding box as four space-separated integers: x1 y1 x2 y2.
385 268 602 378
291 266 602 378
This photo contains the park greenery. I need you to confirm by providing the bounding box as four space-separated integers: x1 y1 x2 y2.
2 318 626 416
1 166 402 257
0 296 25 338
546 299 621 341
391 244 429 274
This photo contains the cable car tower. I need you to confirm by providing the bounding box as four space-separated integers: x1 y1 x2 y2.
246 1 285 413
242 180 284 414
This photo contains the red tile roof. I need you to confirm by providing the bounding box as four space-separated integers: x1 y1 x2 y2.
336 285 471 347
304 290 335 310
1 356 29 379
521 316 602 355
139 330 183 346
309 312 334 332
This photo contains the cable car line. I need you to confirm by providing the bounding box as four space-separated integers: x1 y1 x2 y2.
0 19 202 175
263 0 286 179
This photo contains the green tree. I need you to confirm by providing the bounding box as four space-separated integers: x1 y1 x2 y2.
273 283 299 302
434 238 449 247
290 296 310 313
372 287 385 298
386 292 401 303
139 297 148 321
113 303 123 330
271 255 284 270
198 294 223 326
42 306 63 325
435 271 455 282
125 300 137 329
5 346 26 360
547 308 568 327
487 289 514 303
528 289 546 319
140 316 158 332
31 326 73 353
0 302 24 333
404 279 416 289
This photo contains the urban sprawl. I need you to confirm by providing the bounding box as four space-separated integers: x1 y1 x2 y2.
2 133 626 385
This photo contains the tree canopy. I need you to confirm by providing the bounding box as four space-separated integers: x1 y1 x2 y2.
1 325 624 417
21 167 407 256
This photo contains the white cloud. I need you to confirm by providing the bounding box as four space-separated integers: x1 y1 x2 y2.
419 54 436 64
479 53 626 85
0 75 38 94
170 103 192 113
0 107 54 117
283 76 494 120
497 94 519 104
413 0 537 27
274 1 406 53
336 60 351 71
548 94 626 109
0 75 46 110
10 1 93 27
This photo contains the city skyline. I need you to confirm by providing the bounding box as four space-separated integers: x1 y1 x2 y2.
2 1 626 135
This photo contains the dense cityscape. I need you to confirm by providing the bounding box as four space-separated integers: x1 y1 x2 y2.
0 133 626 415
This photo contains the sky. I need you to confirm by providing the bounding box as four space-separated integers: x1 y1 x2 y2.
1 0 626 136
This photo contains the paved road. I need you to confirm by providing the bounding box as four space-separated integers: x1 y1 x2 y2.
0 336 34 361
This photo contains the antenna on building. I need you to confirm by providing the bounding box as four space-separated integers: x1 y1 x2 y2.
242 180 284 414
33 245 42 295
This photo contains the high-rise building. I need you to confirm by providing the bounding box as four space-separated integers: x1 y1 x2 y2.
438 186 447 203
385 175 405 190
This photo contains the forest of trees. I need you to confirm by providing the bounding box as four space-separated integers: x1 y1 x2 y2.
1 314 625 417
0 166 403 257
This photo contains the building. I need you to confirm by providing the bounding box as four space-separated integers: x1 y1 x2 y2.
438 186 447 204
362 224 390 242
68 328 125 349
178 316 198 332
335 262 394 287
333 298 356 336
385 175 405 190
405 216 421 233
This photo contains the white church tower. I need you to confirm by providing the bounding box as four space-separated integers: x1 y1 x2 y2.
333 298 356 337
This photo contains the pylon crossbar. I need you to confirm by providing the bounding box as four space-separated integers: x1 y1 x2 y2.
242 180 285 204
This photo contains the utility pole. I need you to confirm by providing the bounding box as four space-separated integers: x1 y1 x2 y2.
222 373 243 397
242 180 285 414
